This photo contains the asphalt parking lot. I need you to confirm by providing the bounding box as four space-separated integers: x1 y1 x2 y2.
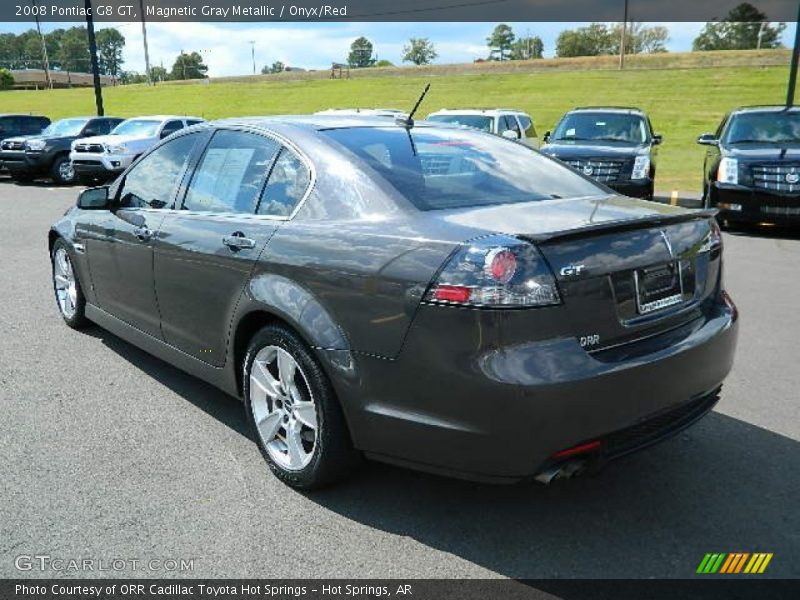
0 181 798 580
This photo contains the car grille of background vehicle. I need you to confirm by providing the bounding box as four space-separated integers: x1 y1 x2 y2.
751 164 800 193
564 158 624 182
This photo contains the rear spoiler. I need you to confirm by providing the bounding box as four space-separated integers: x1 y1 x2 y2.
522 209 718 244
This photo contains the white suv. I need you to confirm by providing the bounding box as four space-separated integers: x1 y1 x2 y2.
70 115 204 183
425 109 539 148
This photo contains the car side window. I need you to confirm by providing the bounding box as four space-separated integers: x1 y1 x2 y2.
160 120 184 139
257 148 311 217
118 134 199 210
518 115 536 138
185 119 204 127
499 116 519 136
182 130 280 214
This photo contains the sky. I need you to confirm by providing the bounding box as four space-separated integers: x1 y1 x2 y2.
0 20 796 76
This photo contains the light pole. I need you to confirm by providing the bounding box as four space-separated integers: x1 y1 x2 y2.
85 0 104 115
249 41 256 74
139 0 153 85
31 0 52 89
619 0 629 70
787 11 800 106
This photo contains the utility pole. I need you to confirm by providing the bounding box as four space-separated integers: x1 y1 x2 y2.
787 9 800 106
32 0 52 89
139 0 152 85
619 0 629 70
249 41 256 74
85 0 104 116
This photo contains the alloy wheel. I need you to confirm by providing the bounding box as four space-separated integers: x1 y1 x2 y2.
59 160 75 183
53 248 77 319
249 345 318 471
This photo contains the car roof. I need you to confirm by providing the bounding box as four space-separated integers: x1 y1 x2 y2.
121 115 204 122
314 108 406 116
214 115 439 131
428 108 528 117
730 105 800 115
569 106 646 115
0 113 48 118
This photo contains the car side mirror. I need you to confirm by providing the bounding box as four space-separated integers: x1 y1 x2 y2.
77 186 110 210
697 133 719 146
501 129 519 140
652 134 663 145
543 131 551 143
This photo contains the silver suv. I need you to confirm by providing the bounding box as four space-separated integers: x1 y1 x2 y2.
426 108 539 148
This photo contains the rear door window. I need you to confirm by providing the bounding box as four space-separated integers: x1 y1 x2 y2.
257 148 311 217
160 120 184 139
182 129 280 214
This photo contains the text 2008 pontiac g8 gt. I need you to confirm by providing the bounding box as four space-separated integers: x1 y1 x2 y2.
49 117 738 488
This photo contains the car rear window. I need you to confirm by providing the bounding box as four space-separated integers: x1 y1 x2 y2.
426 114 493 132
323 126 603 211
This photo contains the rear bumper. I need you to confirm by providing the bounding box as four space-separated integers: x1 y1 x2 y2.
710 183 800 225
338 297 738 482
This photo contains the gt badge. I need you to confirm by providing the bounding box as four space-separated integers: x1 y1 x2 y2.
560 264 586 277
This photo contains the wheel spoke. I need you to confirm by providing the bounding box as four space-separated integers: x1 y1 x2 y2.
252 359 281 398
277 349 296 392
293 402 317 430
285 422 307 469
256 411 283 443
54 275 69 288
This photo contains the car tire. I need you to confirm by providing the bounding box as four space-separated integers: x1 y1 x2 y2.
243 324 360 489
51 156 77 185
51 238 89 329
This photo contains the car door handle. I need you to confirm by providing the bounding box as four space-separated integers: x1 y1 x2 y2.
222 233 256 250
134 226 152 242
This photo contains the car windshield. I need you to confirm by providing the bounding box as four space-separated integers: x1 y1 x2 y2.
323 126 604 211
42 118 89 137
111 119 162 137
552 112 648 144
723 111 800 144
426 114 494 133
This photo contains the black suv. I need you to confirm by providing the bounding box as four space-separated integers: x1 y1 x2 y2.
541 107 662 199
0 116 122 184
699 105 800 227
0 114 50 172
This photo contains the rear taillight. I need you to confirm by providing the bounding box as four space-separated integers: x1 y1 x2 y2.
425 235 561 308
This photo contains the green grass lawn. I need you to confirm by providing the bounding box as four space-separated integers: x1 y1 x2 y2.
1 64 790 192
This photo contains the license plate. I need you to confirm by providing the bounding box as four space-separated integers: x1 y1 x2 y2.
634 262 683 314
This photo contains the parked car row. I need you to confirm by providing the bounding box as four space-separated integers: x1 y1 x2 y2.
0 114 203 185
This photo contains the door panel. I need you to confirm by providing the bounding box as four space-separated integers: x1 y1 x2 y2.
84 133 204 337
154 129 291 366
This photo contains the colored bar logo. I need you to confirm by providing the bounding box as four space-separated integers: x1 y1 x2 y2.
696 553 773 574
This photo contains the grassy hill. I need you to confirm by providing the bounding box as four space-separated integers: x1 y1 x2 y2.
0 49 791 192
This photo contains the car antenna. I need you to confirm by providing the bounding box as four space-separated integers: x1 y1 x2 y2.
396 83 430 129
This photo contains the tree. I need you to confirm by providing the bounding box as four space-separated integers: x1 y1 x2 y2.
610 23 669 54
375 59 394 67
510 36 544 60
693 3 786 51
171 51 208 80
402 38 438 65
57 26 90 72
487 24 515 61
348 37 375 68
149 65 169 82
261 61 285 74
96 28 125 78
555 23 614 57
0 68 14 90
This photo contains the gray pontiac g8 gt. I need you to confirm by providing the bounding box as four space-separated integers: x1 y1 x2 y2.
49 116 738 488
